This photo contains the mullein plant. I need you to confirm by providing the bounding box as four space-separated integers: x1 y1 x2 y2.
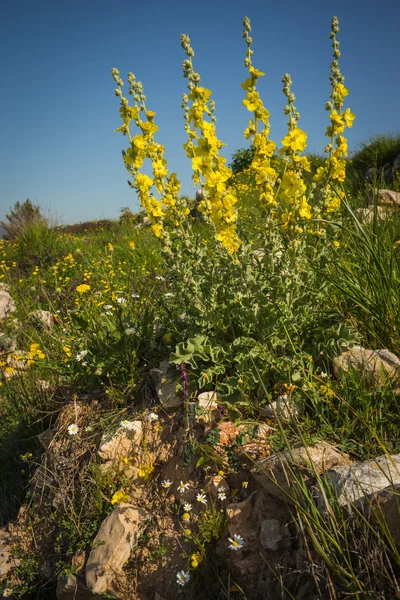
180 34 241 254
314 16 356 216
112 15 355 248
111 69 189 239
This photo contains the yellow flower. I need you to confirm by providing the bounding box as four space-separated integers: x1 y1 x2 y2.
333 240 340 247
63 346 72 357
138 463 154 480
281 127 307 153
76 284 90 294
298 197 312 220
343 108 355 128
182 512 191 522
191 552 203 568
111 489 129 505
128 241 135 249
334 83 349 104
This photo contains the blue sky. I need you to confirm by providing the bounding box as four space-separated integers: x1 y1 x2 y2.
1 0 399 225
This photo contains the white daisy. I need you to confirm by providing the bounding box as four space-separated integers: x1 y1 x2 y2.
218 491 227 501
147 412 159 422
196 493 207 505
161 479 172 489
229 534 244 551
125 327 136 335
177 481 189 493
183 502 192 512
67 423 79 436
176 570 190 586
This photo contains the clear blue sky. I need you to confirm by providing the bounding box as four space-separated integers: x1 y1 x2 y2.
1 0 399 225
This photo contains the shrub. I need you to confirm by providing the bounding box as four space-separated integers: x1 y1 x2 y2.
0 199 47 241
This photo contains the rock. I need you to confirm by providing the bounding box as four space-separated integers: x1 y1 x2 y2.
98 422 142 462
196 391 221 424
253 442 352 500
333 345 400 390
260 518 290 551
0 290 16 321
149 360 183 409
206 475 230 497
86 504 148 594
226 492 258 544
261 396 302 422
353 206 389 223
56 573 95 600
318 454 400 546
366 188 400 207
6 350 29 372
0 527 20 578
28 309 53 329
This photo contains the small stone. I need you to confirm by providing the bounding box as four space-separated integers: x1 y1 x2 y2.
197 391 221 424
0 290 16 321
333 345 400 390
260 518 290 551
366 188 400 207
149 360 183 409
99 422 142 462
206 475 230 497
262 397 302 422
28 309 53 330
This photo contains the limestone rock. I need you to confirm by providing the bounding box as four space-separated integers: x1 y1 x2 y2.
28 309 53 329
149 360 183 409
0 527 20 578
196 391 221 424
366 188 400 207
261 396 302 422
318 454 400 545
206 474 230 497
333 345 400 389
226 492 258 545
86 504 148 594
56 574 95 600
0 290 16 321
98 422 142 462
253 442 352 500
353 206 389 223
260 518 290 551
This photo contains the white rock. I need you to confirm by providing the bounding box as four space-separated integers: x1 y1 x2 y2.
149 360 183 409
197 391 221 423
98 422 142 462
0 290 16 321
333 345 400 390
86 503 148 594
28 309 53 329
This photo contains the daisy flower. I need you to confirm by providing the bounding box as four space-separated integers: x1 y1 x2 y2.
125 327 136 335
161 479 172 489
218 490 227 501
117 297 127 304
229 534 244 551
68 423 79 436
176 570 190 586
183 502 192 512
147 412 159 423
196 493 207 505
3 589 13 598
177 481 189 493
